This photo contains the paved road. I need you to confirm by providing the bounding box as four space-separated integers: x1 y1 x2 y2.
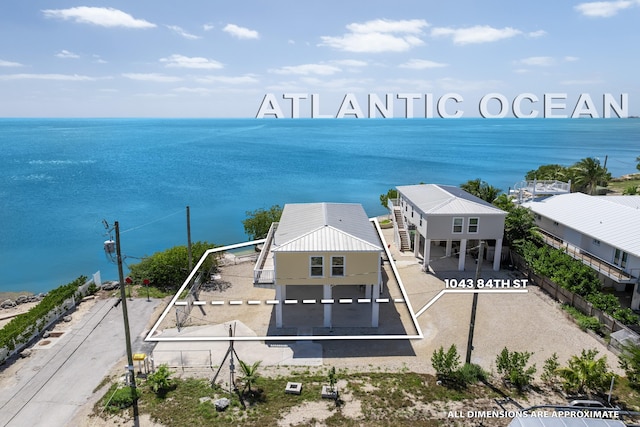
0 298 160 427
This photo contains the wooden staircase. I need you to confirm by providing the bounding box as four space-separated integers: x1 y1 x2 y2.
393 208 411 252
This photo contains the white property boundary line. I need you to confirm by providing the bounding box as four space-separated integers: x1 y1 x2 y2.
145 218 425 342
414 289 529 318
145 221 529 342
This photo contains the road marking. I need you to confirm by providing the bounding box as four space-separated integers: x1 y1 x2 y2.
302 299 316 304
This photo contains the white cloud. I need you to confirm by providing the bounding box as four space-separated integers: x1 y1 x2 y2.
575 0 638 17
0 73 96 81
195 75 260 84
160 54 223 69
399 59 448 69
42 7 156 29
122 73 183 83
319 19 428 53
519 56 555 66
56 50 80 59
346 19 428 34
0 59 23 67
203 24 214 31
330 59 368 67
270 63 342 75
223 24 259 39
167 25 201 40
431 25 522 45
564 56 580 62
560 78 605 85
528 30 547 38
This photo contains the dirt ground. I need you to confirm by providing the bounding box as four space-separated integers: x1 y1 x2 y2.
2 224 627 427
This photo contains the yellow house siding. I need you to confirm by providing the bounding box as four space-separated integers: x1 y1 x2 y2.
275 251 379 286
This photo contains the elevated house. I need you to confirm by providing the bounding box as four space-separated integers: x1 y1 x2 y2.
391 184 507 271
522 193 640 308
253 202 383 328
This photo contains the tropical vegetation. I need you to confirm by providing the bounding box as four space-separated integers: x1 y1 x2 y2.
525 156 611 194
242 204 282 240
128 241 219 291
460 178 502 203
0 276 87 351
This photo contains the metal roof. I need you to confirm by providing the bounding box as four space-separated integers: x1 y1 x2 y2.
508 417 625 426
397 184 507 216
273 203 382 252
522 193 640 257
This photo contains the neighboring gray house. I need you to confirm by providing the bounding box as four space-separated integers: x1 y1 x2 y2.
253 202 384 328
392 184 507 271
522 193 640 308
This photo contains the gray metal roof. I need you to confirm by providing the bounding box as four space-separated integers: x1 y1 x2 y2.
397 184 507 216
273 203 382 252
522 193 640 257
508 417 625 426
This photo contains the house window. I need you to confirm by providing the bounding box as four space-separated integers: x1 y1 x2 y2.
553 221 559 227
614 249 629 269
310 256 323 277
452 217 463 233
468 218 479 233
534 214 542 220
593 239 600 246
331 256 345 277
419 215 423 227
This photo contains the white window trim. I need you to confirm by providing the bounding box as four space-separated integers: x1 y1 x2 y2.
452 217 464 234
310 256 324 277
330 256 345 277
468 217 479 234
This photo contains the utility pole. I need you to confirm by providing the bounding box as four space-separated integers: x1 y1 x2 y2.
465 241 484 365
187 206 193 272
114 221 139 424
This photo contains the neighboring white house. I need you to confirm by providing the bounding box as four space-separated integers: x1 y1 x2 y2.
253 202 384 328
392 184 507 272
522 193 640 308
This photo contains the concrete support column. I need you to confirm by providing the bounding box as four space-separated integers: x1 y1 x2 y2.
445 240 452 257
458 239 467 271
632 283 640 311
493 238 503 271
413 232 420 257
423 238 431 272
365 284 372 299
371 283 380 327
323 285 332 328
275 285 284 328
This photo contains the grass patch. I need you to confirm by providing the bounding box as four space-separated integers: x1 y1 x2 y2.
94 371 500 427
608 175 640 194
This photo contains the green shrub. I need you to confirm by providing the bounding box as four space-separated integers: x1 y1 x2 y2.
454 363 487 385
495 347 536 392
108 386 140 411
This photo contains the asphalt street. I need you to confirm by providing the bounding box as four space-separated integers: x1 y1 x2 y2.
0 297 160 427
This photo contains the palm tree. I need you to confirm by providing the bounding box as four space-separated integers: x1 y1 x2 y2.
460 179 502 203
556 349 613 395
571 157 610 195
238 360 261 394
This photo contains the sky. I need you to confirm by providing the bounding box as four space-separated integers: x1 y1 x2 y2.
1 0 639 117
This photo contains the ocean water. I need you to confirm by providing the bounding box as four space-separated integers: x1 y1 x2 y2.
1 118 638 294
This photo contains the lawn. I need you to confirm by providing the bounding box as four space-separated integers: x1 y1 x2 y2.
91 367 640 427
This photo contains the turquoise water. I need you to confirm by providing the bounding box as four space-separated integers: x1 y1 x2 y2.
1 118 638 294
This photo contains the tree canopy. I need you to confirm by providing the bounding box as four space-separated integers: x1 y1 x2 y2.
128 241 218 290
379 188 398 209
460 178 502 203
524 157 611 195
242 204 282 240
